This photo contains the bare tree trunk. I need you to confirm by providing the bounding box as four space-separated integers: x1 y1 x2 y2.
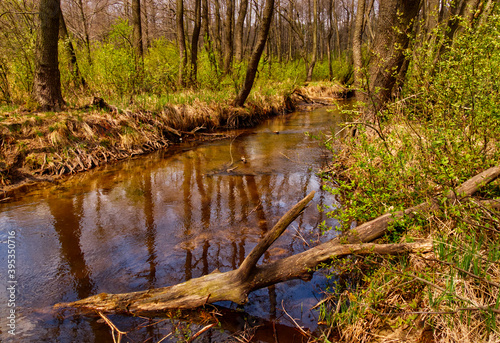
326 0 334 79
176 0 187 87
288 1 293 60
0 59 11 103
77 0 92 65
478 0 495 27
202 0 218 73
33 0 65 111
366 0 422 113
424 0 441 36
214 0 224 68
363 0 375 47
234 0 249 63
59 6 86 88
353 0 366 96
189 0 202 84
245 1 253 55
305 0 318 81
132 0 143 58
344 0 353 64
143 0 150 49
277 0 283 62
223 0 235 74
233 0 275 107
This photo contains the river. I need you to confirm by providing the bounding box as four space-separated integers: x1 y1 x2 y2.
0 104 347 342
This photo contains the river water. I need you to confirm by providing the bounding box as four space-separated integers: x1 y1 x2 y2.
0 105 347 342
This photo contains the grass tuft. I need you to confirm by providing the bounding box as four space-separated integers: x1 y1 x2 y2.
317 10 500 342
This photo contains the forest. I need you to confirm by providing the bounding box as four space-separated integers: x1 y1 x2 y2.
1 0 500 342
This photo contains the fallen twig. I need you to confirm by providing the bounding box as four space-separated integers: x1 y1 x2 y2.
281 300 309 337
98 311 127 343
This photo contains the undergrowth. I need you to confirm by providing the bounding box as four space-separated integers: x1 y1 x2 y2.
1 14 352 108
318 9 500 343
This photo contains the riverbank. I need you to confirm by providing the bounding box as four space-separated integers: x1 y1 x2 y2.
316 98 500 341
0 82 347 200
0 99 349 343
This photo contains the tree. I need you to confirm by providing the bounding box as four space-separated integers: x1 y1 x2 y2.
352 0 366 94
33 0 65 111
0 58 10 103
234 0 249 63
233 0 275 107
59 6 86 88
189 0 202 84
76 0 92 65
202 0 218 73
366 0 422 113
176 0 187 86
132 0 143 58
305 0 318 81
223 0 234 74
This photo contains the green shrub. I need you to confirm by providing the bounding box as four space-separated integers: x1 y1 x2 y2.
318 8 500 342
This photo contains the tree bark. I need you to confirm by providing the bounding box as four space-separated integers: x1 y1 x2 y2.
353 0 366 96
223 0 235 74
202 0 218 73
232 0 275 107
234 0 250 63
176 0 187 86
57 241 432 313
332 0 341 59
59 6 86 88
214 0 224 68
305 0 318 82
189 0 202 84
326 0 334 79
77 0 92 65
33 0 65 111
366 0 422 113
0 59 11 103
132 0 143 58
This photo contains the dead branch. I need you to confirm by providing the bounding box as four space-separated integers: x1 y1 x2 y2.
98 312 127 343
237 191 315 278
54 166 500 315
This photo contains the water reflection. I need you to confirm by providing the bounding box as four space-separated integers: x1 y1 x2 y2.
0 106 346 342
47 194 96 299
142 174 157 289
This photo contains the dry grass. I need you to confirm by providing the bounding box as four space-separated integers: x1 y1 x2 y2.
1 83 345 192
316 108 500 342
298 81 349 99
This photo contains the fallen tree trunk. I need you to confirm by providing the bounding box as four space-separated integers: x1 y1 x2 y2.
55 165 500 314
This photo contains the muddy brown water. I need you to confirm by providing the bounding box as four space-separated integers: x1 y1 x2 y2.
0 105 347 342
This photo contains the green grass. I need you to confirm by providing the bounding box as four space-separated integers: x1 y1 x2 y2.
316 9 500 343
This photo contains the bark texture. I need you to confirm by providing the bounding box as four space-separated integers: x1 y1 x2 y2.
305 0 318 82
59 7 86 87
366 0 421 111
232 0 275 106
189 0 202 84
176 0 187 86
234 0 249 62
33 0 65 111
132 0 143 58
223 0 234 74
352 0 366 94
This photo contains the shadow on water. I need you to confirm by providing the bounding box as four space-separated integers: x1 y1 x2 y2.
0 105 349 342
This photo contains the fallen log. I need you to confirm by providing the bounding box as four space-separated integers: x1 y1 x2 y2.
55 165 500 314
